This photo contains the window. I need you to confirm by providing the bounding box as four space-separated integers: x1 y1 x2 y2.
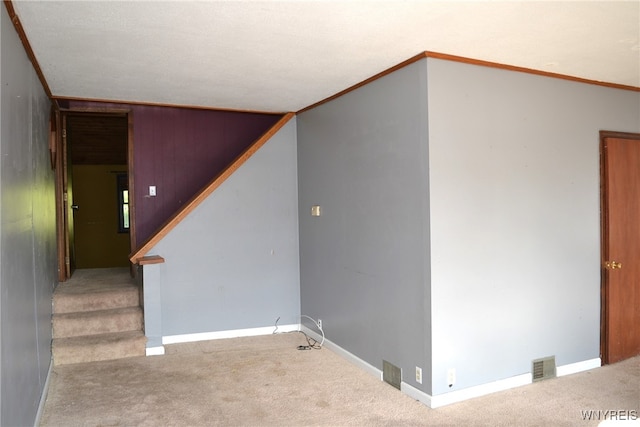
117 174 129 233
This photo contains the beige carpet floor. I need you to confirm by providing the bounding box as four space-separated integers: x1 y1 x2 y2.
39 333 639 426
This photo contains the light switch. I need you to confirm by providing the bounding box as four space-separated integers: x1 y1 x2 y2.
311 205 321 216
149 186 156 196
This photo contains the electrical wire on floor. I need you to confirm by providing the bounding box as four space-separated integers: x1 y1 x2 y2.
273 316 325 350
273 316 281 334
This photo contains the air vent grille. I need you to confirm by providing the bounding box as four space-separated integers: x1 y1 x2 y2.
382 360 401 390
532 356 556 382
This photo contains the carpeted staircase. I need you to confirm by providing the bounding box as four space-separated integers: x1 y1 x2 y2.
52 268 147 365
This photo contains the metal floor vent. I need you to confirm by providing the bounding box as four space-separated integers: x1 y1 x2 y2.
532 356 556 382
383 360 402 390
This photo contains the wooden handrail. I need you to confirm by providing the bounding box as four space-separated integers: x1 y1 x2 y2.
137 255 165 265
130 112 295 263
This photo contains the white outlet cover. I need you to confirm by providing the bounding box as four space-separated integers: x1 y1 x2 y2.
447 368 456 386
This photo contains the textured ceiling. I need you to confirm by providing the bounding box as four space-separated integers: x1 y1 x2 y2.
11 1 640 113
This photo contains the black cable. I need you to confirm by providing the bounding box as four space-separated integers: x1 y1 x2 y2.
272 317 322 350
297 330 321 350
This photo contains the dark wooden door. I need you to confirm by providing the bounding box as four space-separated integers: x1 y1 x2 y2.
601 131 640 364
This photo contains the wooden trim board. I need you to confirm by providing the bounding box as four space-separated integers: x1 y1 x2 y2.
3 0 53 99
298 51 640 114
55 96 286 116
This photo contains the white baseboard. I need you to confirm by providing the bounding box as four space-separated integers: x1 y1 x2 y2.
161 324 299 346
301 326 437 406
34 358 53 427
153 324 601 408
429 372 532 408
557 357 601 376
429 357 602 407
401 381 433 407
300 326 602 408
301 325 382 380
146 346 165 356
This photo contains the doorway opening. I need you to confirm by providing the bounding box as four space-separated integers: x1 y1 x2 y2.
54 109 135 280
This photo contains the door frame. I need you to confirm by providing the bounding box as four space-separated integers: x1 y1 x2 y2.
52 107 136 280
599 130 640 364
52 108 66 281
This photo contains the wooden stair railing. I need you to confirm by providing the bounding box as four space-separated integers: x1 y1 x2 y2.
129 112 295 264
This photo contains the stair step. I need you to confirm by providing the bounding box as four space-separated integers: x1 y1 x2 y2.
53 306 143 339
53 331 147 365
53 285 139 314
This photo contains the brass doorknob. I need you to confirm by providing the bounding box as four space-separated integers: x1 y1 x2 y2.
605 261 622 270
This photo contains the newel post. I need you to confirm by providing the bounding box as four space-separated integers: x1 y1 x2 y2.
137 255 165 355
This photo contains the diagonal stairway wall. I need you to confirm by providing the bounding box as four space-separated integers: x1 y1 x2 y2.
133 115 300 350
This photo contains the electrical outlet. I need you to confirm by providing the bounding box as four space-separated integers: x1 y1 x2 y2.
416 367 422 384
447 368 456 387
317 319 322 329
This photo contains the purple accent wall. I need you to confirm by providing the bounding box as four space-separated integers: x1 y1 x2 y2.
63 100 282 245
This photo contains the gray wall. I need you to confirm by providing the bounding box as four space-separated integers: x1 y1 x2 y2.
1 6 57 426
297 55 640 398
427 58 640 395
150 119 300 336
297 60 432 392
